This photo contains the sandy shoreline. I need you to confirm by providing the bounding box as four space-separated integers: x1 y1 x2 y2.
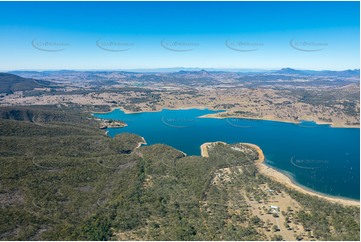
200 113 360 129
135 137 147 149
92 106 222 115
200 141 359 207
92 107 359 129
242 143 360 207
199 113 300 125
200 141 227 158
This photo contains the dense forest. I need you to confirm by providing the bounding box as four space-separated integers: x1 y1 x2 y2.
0 105 359 240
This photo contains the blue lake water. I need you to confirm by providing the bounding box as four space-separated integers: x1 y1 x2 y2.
93 108 360 200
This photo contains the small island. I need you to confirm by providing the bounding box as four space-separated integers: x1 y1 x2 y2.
97 119 128 129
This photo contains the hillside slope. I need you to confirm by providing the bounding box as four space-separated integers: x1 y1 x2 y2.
0 73 51 94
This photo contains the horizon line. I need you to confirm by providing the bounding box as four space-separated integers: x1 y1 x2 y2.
2 67 360 73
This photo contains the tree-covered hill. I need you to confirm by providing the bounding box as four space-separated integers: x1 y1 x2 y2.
0 73 51 94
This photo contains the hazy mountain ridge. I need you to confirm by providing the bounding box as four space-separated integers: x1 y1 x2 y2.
9 67 361 76
4 68 360 89
0 73 52 94
275 68 360 77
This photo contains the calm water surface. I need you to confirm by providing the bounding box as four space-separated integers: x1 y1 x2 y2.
93 108 360 200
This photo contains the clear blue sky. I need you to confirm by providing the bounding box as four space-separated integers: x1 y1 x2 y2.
0 1 359 71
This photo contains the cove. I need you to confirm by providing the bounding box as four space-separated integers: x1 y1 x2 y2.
93 108 360 200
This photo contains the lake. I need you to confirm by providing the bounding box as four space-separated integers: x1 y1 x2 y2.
93 108 360 200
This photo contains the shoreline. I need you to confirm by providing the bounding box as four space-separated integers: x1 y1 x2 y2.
91 106 224 115
200 141 227 158
200 141 360 207
242 143 360 207
199 113 300 125
200 112 360 129
92 106 359 129
135 137 147 149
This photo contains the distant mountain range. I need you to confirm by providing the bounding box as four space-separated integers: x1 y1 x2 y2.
1 67 359 94
0 73 51 94
275 68 360 77
8 68 360 77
